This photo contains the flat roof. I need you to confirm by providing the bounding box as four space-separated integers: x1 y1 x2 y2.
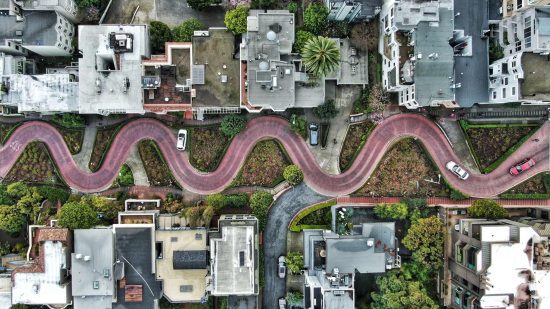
72 229 115 309
155 229 207 303
191 28 240 108
520 52 550 101
326 39 368 85
114 225 161 309
78 25 150 114
0 11 58 46
210 225 256 295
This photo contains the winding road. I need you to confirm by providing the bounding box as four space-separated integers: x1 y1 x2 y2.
0 114 548 197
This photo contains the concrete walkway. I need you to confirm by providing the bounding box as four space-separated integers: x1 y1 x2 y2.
437 118 480 173
124 145 149 186
72 120 97 172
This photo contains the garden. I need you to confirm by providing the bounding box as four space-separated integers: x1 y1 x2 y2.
189 126 231 172
5 142 63 185
339 121 376 171
111 164 135 188
89 123 124 171
138 140 179 187
232 140 291 187
58 127 84 155
500 172 550 199
354 138 449 197
0 123 20 143
460 121 539 173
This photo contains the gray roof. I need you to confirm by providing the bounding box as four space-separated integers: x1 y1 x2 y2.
412 8 455 107
72 229 115 309
488 0 502 21
172 250 207 269
453 0 489 107
0 11 58 46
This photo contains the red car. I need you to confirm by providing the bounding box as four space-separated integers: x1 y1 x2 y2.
510 158 536 175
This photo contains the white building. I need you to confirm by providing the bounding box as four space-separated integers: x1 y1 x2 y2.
325 0 381 23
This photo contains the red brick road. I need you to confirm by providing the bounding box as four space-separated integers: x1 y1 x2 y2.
0 114 548 197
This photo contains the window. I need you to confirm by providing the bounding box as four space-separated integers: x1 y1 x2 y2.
502 88 507 98
492 91 497 99
504 78 508 85
524 16 532 48
542 210 549 220
512 87 516 95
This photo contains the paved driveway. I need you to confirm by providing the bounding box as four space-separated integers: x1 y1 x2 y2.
155 0 225 27
263 185 329 308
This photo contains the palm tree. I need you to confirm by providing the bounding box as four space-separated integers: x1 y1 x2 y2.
301 36 340 77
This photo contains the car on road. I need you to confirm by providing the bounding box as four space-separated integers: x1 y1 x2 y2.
510 158 535 175
278 298 287 309
309 123 319 146
446 161 469 180
176 129 187 151
278 256 286 279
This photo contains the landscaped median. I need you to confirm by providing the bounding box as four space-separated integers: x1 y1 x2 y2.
288 199 336 232
339 120 376 172
500 172 550 199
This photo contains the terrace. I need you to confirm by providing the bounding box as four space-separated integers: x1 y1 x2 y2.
520 52 550 101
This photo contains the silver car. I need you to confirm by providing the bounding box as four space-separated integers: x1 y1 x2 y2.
278 256 286 279
176 129 187 151
446 161 469 180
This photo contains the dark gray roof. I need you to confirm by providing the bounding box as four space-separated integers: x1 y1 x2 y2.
488 0 502 21
0 11 58 46
173 250 207 270
114 226 162 309
453 0 490 107
356 0 382 19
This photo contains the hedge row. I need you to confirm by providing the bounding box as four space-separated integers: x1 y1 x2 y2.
499 193 550 199
289 199 336 232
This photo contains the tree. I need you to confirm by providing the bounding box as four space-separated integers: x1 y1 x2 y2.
207 193 226 212
149 21 173 54
370 270 439 309
221 114 247 138
302 36 340 77
350 21 379 52
250 191 273 230
202 205 215 226
172 18 204 42
184 206 203 227
287 2 298 13
290 115 307 139
58 201 98 230
313 99 338 119
468 199 508 219
283 165 304 186
36 186 70 204
187 0 220 10
303 4 329 35
0 184 14 205
52 113 85 128
402 216 445 270
81 195 121 223
74 0 99 8
368 84 389 113
224 5 249 34
6 182 30 198
374 203 408 220
293 30 315 53
0 205 26 234
285 251 304 274
286 291 304 305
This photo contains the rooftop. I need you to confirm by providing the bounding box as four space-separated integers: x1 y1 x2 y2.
155 229 208 303
191 28 240 108
520 52 550 101
0 11 58 46
72 229 115 309
78 25 150 115
326 39 368 85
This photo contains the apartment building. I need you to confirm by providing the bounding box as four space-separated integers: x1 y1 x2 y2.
449 219 550 309
502 0 550 17
325 0 382 22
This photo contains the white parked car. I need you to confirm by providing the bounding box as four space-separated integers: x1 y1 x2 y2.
176 129 187 151
446 161 469 180
278 298 287 309
278 256 286 279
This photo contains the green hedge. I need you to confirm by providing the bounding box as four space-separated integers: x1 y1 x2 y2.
459 120 539 129
289 199 336 231
499 193 550 199
1 123 22 144
482 129 538 173
290 224 329 232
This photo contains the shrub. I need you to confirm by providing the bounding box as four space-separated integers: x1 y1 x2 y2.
75 0 99 8
402 216 445 270
202 205 215 226
290 115 308 139
467 199 508 219
185 206 203 227
221 114 247 138
285 251 304 274
293 30 315 53
225 5 249 34
149 21 173 53
58 201 98 230
374 203 408 220
313 99 338 119
0 205 26 234
450 188 469 200
36 186 70 204
250 191 273 230
283 165 304 186
187 0 221 10
52 113 84 128
172 18 204 42
207 193 226 211
225 193 248 208
287 2 298 13
303 3 329 35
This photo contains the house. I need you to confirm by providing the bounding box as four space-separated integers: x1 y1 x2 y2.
0 0 78 22
326 0 382 23
207 214 259 297
379 0 489 109
302 222 400 309
502 0 550 17
449 219 550 309
71 229 117 309
11 226 72 307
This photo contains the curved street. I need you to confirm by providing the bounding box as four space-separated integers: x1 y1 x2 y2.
0 114 548 197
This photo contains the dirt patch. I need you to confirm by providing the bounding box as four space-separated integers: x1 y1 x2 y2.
355 138 448 197
466 126 537 169
5 142 62 185
138 140 178 187
89 124 123 172
189 126 230 172
233 140 290 187
339 121 375 171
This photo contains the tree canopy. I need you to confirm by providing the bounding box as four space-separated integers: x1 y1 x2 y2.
313 99 338 119
293 30 315 53
370 270 439 309
374 203 408 220
58 201 98 230
467 199 508 219
224 5 249 34
0 205 26 234
302 36 340 77
402 216 445 270
207 193 227 211
221 114 247 138
187 0 221 10
250 191 273 230
303 4 329 35
172 18 204 42
285 251 304 274
149 21 173 54
283 165 304 186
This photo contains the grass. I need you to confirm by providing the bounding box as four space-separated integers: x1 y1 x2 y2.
460 121 539 173
189 126 231 172
354 138 449 197
289 199 336 232
5 142 63 185
138 140 179 187
0 123 21 144
339 121 376 171
89 123 124 172
233 140 290 187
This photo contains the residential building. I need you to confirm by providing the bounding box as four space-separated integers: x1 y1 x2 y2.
326 0 382 22
71 229 116 309
379 0 489 109
449 219 550 309
502 0 550 17
0 0 78 22
78 24 151 115
303 221 400 309
155 217 208 303
0 276 11 309
207 214 259 297
11 227 72 307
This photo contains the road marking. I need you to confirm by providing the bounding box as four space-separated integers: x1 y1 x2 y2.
9 140 21 152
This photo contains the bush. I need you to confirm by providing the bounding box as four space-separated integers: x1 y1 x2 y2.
36 186 70 204
207 193 226 211
187 0 221 10
202 206 215 226
0 205 26 234
283 165 304 186
285 251 304 274
287 2 298 13
149 21 173 53
226 193 248 208
225 5 249 34
185 206 203 227
52 114 84 128
293 30 315 53
467 199 508 219
303 3 329 35
58 201 98 230
313 99 338 119
289 199 336 231
172 18 204 42
250 191 273 230
450 188 469 200
75 0 99 8
374 203 408 220
290 115 308 139
221 114 247 138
